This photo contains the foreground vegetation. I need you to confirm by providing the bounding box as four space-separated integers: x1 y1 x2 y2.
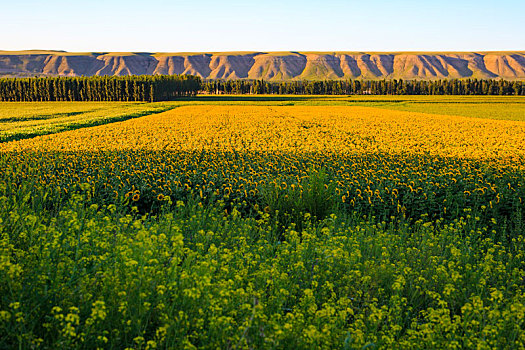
1 101 524 348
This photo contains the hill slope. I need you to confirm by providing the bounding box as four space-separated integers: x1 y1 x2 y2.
1 51 524 80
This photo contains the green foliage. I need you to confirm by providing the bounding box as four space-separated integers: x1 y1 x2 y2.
0 184 524 349
203 78 525 96
0 75 201 102
6 150 524 240
261 168 338 231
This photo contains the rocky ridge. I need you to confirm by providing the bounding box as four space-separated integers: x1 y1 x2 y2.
1 51 524 80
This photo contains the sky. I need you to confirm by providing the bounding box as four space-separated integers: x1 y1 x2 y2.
1 0 523 52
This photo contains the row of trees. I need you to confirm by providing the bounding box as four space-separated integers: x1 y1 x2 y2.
0 75 202 102
1 76 522 101
202 78 525 95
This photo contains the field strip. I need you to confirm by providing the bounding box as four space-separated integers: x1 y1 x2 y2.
0 102 182 143
365 102 525 122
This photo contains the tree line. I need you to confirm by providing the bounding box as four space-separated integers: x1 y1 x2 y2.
1 76 522 101
0 75 201 102
202 78 524 95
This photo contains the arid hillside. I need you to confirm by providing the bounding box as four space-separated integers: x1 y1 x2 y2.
1 50 524 80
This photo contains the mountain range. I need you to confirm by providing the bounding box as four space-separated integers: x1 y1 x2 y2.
1 50 524 80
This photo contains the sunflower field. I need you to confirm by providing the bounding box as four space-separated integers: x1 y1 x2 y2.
0 102 524 349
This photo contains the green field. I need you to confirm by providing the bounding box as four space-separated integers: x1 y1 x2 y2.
0 102 179 142
1 96 525 349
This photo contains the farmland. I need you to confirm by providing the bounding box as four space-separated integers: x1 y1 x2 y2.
0 102 176 142
1 97 525 349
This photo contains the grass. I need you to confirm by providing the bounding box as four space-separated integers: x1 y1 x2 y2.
260 168 338 235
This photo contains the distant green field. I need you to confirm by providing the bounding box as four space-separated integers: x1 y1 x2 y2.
0 102 176 142
344 96 525 121
377 102 525 121
179 95 525 121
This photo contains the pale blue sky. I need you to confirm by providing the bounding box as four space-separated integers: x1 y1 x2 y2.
1 0 523 52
